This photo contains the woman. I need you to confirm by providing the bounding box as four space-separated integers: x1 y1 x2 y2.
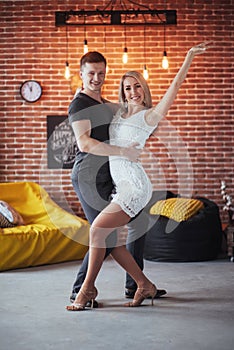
67 42 211 311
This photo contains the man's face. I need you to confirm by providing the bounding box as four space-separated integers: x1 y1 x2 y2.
80 62 106 93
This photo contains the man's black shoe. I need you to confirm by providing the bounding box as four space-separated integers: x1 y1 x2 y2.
125 288 167 299
70 292 99 308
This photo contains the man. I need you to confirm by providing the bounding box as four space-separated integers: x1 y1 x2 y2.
68 51 166 306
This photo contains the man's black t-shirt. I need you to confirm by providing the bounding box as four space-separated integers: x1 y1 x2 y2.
68 92 114 182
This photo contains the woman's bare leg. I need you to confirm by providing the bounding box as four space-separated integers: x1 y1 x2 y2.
81 203 130 288
67 203 155 309
110 245 152 288
67 203 130 309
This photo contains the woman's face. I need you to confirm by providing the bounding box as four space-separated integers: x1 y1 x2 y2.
123 76 145 106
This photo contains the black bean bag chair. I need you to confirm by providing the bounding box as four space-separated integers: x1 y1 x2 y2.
143 191 223 262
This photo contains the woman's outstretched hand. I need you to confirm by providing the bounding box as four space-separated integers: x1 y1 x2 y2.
188 41 213 56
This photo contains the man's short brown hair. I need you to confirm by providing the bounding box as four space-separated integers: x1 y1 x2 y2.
80 51 107 69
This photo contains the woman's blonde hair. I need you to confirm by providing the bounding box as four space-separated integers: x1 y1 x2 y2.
118 71 153 109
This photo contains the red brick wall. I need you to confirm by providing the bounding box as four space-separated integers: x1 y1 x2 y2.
1 0 233 222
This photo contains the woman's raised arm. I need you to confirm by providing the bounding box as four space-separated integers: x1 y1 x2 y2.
145 42 212 127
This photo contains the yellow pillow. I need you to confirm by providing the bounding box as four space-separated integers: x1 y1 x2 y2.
150 197 204 222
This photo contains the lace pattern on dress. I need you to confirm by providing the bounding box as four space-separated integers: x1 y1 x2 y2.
109 109 157 217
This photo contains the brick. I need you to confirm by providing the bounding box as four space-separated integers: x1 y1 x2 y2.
1 0 233 218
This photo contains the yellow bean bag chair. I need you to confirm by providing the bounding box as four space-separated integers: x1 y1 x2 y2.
0 181 90 271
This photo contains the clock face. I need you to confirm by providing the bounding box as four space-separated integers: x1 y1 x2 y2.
20 80 42 102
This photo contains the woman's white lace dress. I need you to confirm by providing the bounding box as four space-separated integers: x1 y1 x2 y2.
109 109 157 217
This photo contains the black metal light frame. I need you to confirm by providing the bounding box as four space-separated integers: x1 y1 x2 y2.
55 9 177 27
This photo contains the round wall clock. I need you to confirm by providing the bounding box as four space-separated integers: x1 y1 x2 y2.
20 80 42 102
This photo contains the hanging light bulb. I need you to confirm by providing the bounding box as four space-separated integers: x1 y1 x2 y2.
143 64 149 80
103 27 109 74
162 23 169 70
64 25 70 80
162 51 169 70
64 61 71 80
83 17 88 54
122 24 128 64
83 39 88 54
122 47 128 64
143 27 149 79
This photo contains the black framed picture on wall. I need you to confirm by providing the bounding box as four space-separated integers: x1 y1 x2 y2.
47 115 78 169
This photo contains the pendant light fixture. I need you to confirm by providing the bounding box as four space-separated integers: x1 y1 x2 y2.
64 24 71 80
83 17 88 54
56 1 177 73
122 24 128 64
83 39 88 54
104 27 109 74
162 17 169 69
143 26 149 80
